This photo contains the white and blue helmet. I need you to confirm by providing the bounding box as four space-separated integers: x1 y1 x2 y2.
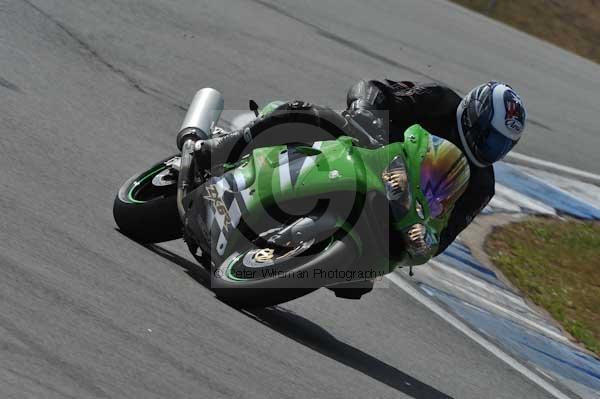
457 82 527 167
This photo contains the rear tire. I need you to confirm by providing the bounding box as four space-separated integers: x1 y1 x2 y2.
113 155 182 243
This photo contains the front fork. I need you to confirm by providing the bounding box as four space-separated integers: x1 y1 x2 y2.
176 139 201 222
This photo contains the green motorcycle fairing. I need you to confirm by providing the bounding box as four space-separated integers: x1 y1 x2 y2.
194 123 469 274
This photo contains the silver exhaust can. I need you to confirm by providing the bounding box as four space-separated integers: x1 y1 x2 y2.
179 88 225 140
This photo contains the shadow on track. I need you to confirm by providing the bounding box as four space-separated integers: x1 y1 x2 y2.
143 243 212 288
139 241 452 398
243 307 453 398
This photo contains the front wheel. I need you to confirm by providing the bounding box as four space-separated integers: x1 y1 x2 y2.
212 235 360 308
113 155 182 243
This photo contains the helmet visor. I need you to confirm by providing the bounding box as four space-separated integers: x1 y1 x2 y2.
477 127 517 165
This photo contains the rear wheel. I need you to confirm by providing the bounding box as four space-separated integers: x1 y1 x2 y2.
113 155 182 243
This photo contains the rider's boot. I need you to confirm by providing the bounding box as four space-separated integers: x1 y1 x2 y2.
196 101 350 171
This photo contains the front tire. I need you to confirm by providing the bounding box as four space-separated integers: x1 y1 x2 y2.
212 235 360 308
113 155 182 243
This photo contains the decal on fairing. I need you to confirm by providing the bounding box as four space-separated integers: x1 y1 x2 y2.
278 142 323 190
204 184 233 234
204 177 244 256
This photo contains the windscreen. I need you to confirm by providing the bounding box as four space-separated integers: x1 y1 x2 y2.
420 135 470 218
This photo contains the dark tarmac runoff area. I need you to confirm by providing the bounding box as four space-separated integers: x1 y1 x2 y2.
3 0 599 398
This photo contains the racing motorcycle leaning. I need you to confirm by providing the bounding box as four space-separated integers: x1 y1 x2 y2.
113 88 470 307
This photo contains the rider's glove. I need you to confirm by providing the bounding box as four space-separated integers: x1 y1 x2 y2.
404 223 439 264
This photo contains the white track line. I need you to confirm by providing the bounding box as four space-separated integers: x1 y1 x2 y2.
428 261 569 343
387 272 572 399
506 152 600 185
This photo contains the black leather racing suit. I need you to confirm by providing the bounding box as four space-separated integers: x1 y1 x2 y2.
347 79 495 254
197 79 495 256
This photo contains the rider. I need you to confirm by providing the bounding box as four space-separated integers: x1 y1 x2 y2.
346 79 527 255
195 79 527 259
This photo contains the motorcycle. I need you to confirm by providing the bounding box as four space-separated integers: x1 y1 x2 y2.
113 88 470 307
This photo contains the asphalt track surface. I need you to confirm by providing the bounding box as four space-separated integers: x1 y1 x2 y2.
2 0 597 398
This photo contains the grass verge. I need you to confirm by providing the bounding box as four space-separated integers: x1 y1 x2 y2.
485 216 600 356
451 0 600 64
